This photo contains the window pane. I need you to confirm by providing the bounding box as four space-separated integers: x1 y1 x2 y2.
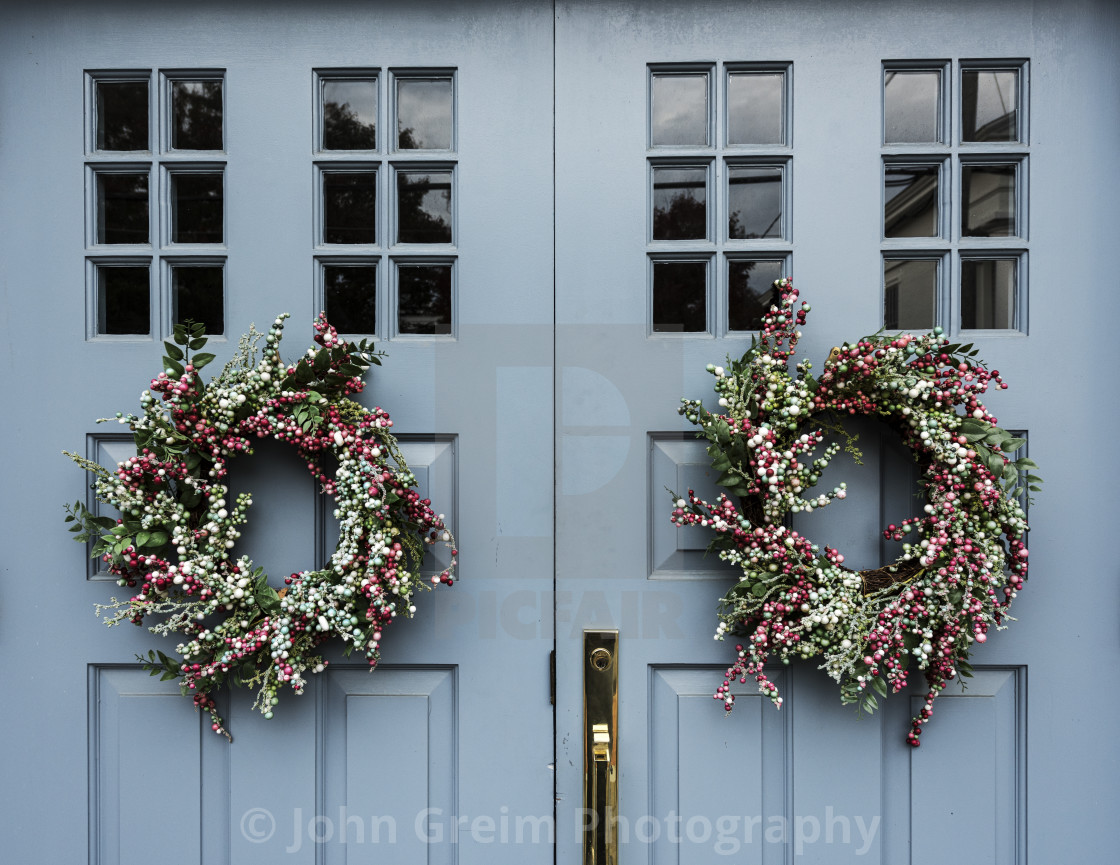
652 261 706 332
323 172 377 244
884 164 939 238
962 164 1016 237
97 266 149 334
727 72 784 145
324 265 377 334
396 78 453 150
96 81 148 151
651 74 708 146
171 173 223 243
652 167 707 240
728 260 782 331
884 71 940 143
884 259 937 330
397 171 453 243
171 80 223 150
728 166 782 239
962 69 1018 142
323 79 377 150
961 259 1016 329
172 266 224 334
398 264 452 334
97 173 149 244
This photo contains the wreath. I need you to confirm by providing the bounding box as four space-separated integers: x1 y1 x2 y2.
671 279 1037 746
64 315 456 738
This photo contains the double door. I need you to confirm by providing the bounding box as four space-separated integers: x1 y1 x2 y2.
0 2 1116 863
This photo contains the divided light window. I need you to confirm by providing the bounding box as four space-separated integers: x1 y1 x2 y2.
882 60 1027 334
85 69 227 339
647 62 792 336
314 68 457 339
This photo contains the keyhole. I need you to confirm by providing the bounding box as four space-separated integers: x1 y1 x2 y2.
590 647 612 671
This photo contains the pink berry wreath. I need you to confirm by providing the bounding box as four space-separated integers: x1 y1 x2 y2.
671 279 1038 746
65 316 456 738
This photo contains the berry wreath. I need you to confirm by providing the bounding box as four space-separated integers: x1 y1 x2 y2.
65 315 455 738
671 280 1038 746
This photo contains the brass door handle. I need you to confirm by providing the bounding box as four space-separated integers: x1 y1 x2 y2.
584 631 618 865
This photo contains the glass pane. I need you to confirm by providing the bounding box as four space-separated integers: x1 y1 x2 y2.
884 71 940 143
171 80 223 150
397 171 453 243
728 260 782 331
322 79 377 150
97 173 149 244
727 72 784 145
962 164 1016 237
883 259 937 330
323 172 377 244
884 164 939 238
728 166 782 239
97 266 149 334
962 69 1018 142
171 173 223 243
961 259 1016 329
324 265 377 333
652 167 707 240
398 264 452 334
396 78 453 150
652 261 706 332
172 266 224 334
651 73 708 146
96 81 148 151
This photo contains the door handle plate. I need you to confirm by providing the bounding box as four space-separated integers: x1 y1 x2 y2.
584 630 618 865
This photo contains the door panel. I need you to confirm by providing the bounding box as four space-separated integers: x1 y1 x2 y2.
554 1 1119 863
0 3 553 863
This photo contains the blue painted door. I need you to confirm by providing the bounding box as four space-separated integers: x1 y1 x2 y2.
2 2 1119 864
0 3 555 863
552 2 1120 863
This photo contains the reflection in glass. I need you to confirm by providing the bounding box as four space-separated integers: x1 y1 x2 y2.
652 167 706 240
97 173 149 244
728 166 782 239
323 79 377 150
171 80 223 150
727 72 784 145
97 266 149 334
172 266 224 334
398 264 452 334
651 74 708 146
171 173 223 243
884 164 939 237
96 81 148 151
962 70 1018 142
961 259 1016 329
396 78 453 150
323 172 376 244
728 260 782 331
884 71 940 143
324 265 376 333
652 261 706 332
962 164 1016 237
883 259 937 330
397 171 453 243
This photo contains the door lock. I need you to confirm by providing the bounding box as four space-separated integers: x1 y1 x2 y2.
584 630 618 865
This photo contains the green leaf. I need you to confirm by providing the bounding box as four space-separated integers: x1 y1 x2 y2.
986 452 1005 475
192 352 216 369
1015 457 1039 470
148 530 169 547
1002 437 1027 453
871 676 888 697
296 361 314 383
313 348 330 373
188 337 207 350
136 530 151 548
164 359 185 378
